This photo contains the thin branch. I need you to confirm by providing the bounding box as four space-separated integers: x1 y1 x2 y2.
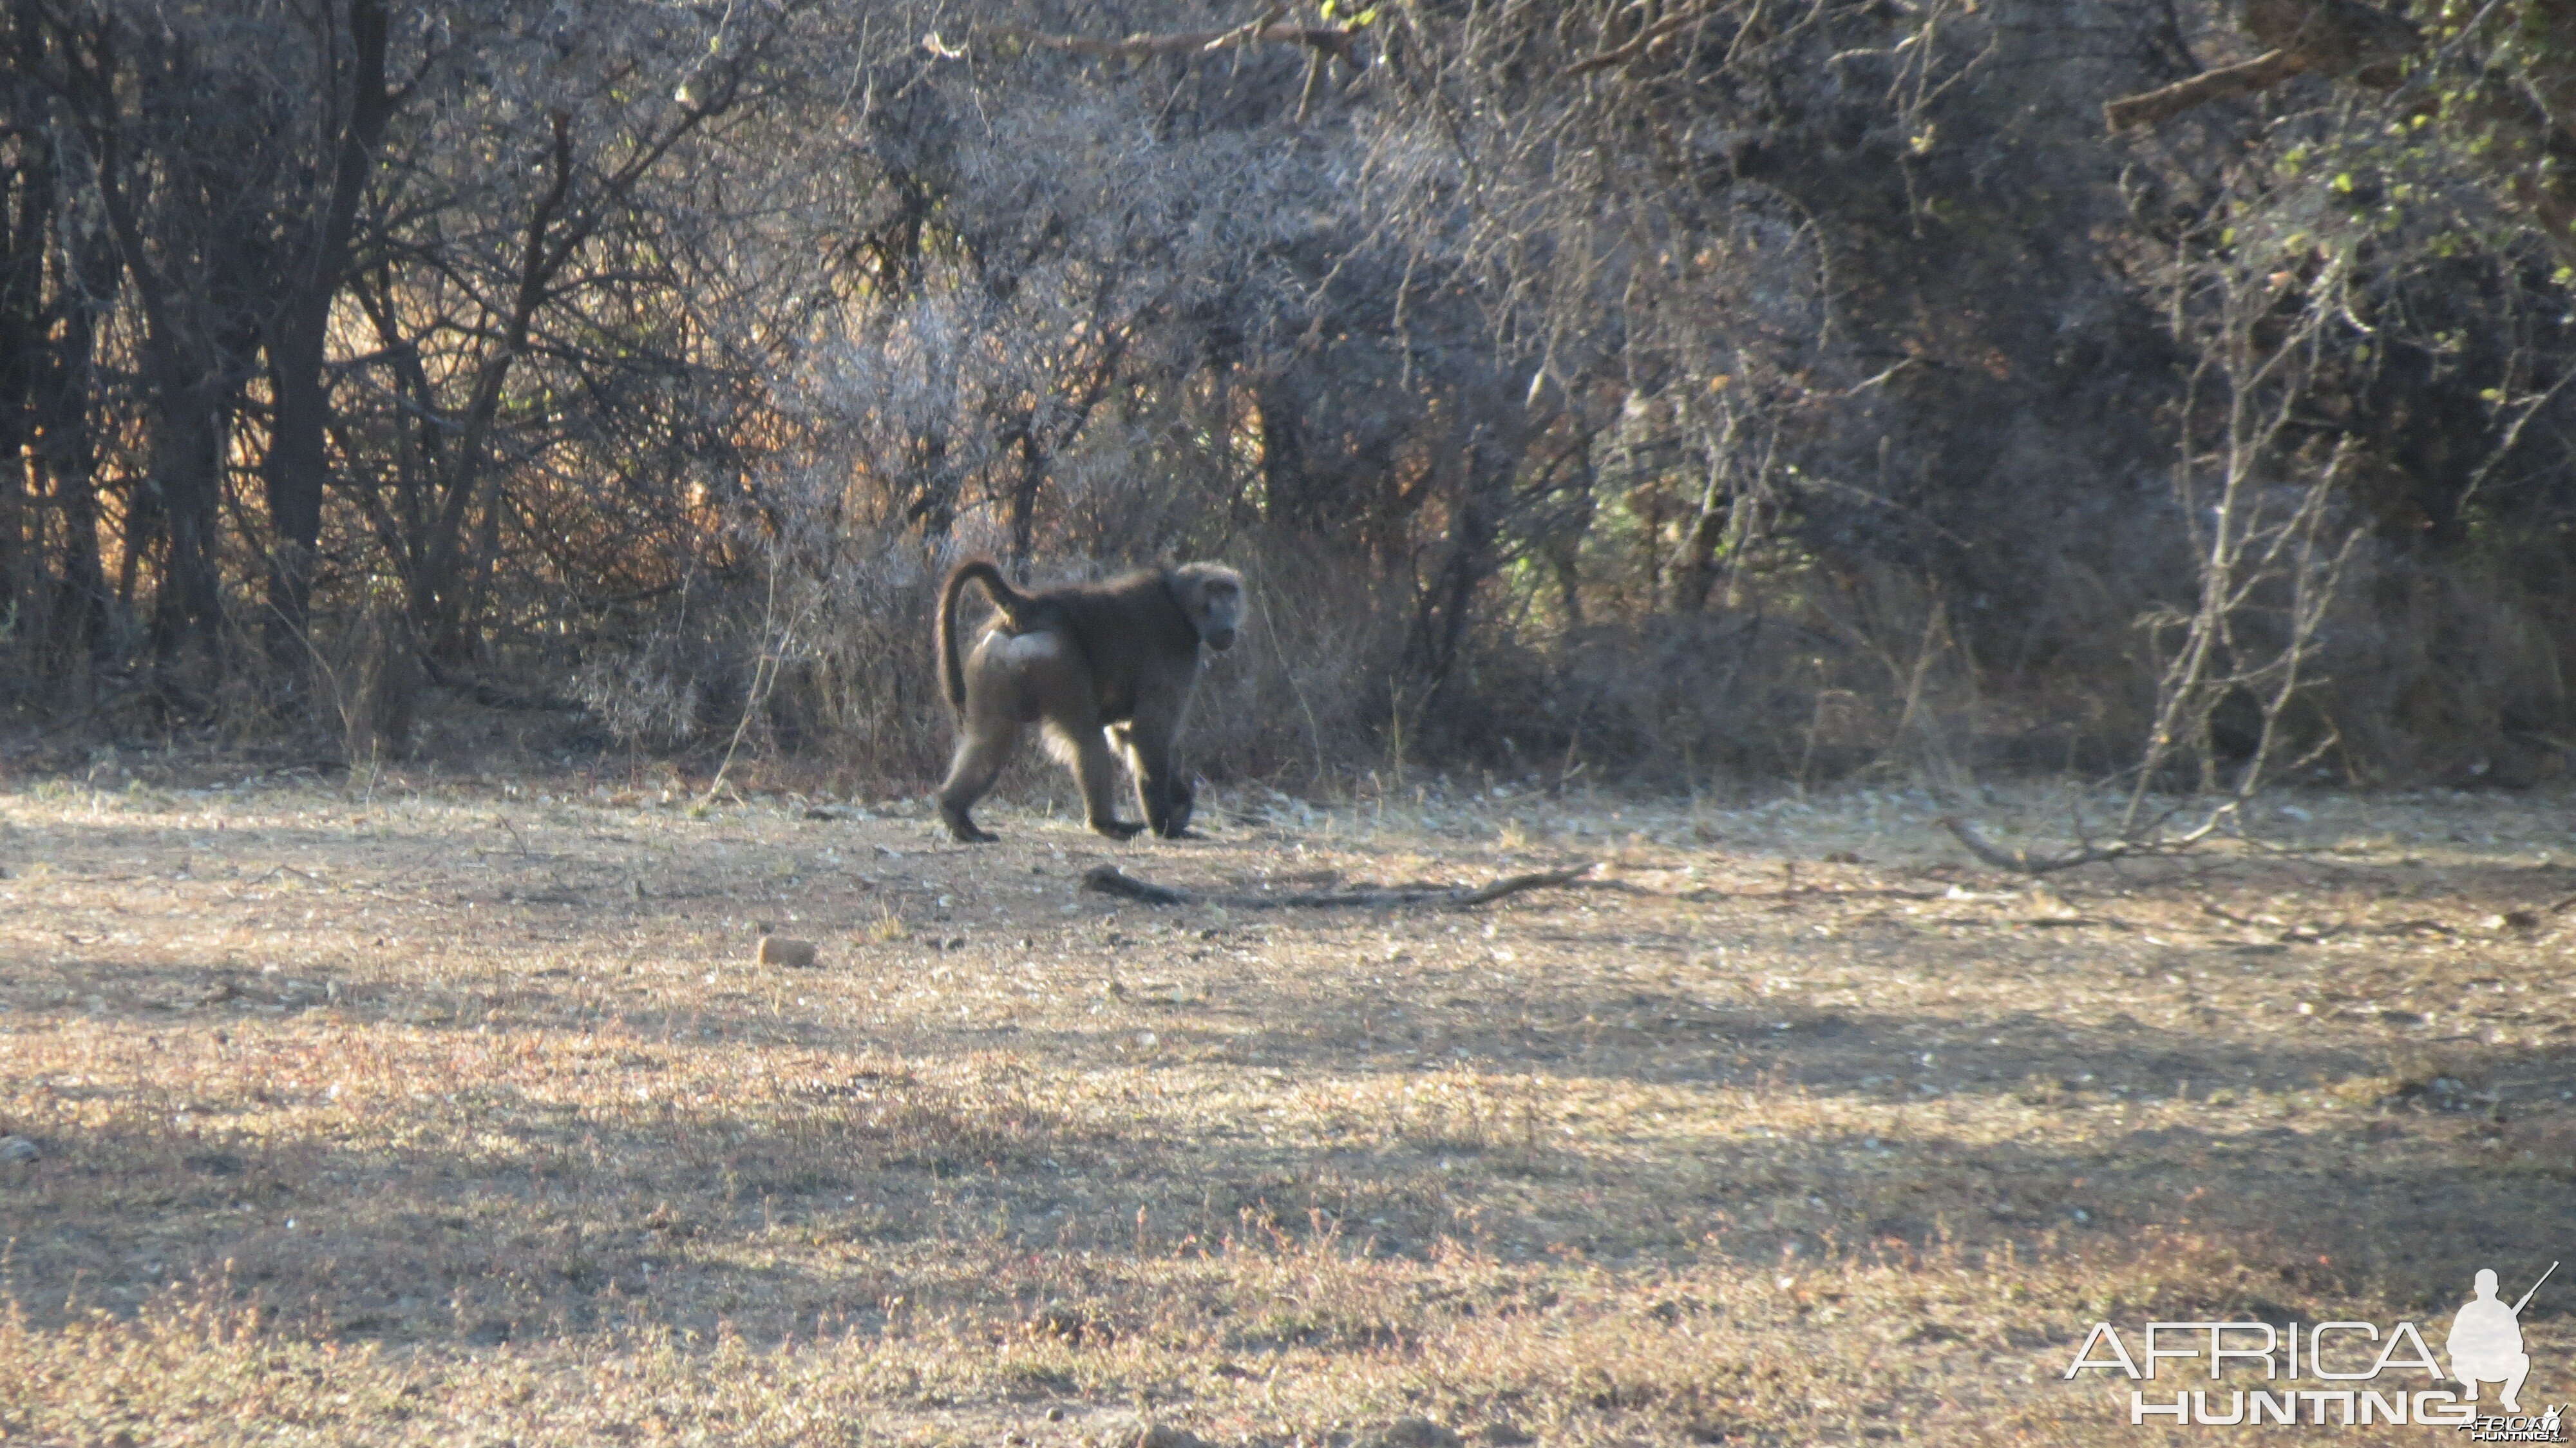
928 12 1368 72
1083 862 1596 910
1564 3 1718 77
694 549 792 810
1938 815 2144 874
1941 797 2250 875
2105 50 2307 132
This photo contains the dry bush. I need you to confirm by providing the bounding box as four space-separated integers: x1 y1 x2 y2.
561 383 1427 790
570 627 718 754
2320 549 2576 786
320 591 424 767
1412 558 2004 790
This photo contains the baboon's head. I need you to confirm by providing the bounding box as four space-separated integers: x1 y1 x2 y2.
1173 563 1244 652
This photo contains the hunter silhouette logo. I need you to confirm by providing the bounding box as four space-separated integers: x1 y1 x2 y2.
2062 1258 2563 1433
2452 1263 2552 1415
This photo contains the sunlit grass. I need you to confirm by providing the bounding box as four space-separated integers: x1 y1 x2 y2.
2 768 2570 1443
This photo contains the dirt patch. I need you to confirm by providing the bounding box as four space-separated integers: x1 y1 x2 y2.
1 771 2570 1443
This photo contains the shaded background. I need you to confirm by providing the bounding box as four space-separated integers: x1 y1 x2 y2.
4 0 2573 792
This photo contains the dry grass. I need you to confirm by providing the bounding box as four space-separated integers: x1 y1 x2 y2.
2 760 2571 1445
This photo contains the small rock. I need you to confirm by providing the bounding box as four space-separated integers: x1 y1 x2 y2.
1045 1407 1066 1423
1473 1425 1532 1448
755 935 818 968
1135 1425 1212 1448
0 1136 37 1164
1365 1420 1463 1448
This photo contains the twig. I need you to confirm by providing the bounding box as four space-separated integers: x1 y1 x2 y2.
250 864 330 886
697 549 792 811
1083 862 1596 910
1937 815 2144 874
1564 3 1716 77
1731 884 1951 903
2105 0 2423 132
2104 50 2306 131
1202 3 1290 53
2337 918 2457 938
928 11 1367 71
1084 868 1195 906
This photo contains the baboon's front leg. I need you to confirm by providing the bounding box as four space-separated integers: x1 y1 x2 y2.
1072 729 1144 839
1117 721 1194 839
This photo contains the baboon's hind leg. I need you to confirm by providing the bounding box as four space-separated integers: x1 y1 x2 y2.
937 721 1019 843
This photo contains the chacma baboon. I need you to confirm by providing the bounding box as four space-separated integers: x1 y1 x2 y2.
934 558 1242 843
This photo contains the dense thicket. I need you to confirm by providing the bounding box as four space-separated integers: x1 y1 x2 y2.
3 0 2572 790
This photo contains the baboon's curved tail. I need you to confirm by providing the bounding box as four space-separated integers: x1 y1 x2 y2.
937 559 1027 713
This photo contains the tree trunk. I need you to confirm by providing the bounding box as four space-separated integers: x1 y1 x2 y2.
44 224 119 660
260 0 392 668
144 377 227 667
413 109 574 665
1005 430 1043 567
0 43 41 634
1669 473 1731 614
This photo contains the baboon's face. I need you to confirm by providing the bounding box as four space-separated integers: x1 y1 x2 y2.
1179 565 1243 652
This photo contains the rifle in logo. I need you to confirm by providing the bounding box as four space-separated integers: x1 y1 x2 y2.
2452 1262 2555 1415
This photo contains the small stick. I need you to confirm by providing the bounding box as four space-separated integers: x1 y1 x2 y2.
1083 868 1195 906
2103 50 2307 132
1938 815 2141 875
1082 862 1596 910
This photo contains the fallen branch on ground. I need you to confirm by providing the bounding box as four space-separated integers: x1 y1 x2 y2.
1937 815 2155 875
1083 862 1595 910
1938 785 2340 878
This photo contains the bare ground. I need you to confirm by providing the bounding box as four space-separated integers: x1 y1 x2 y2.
1 759 2571 1445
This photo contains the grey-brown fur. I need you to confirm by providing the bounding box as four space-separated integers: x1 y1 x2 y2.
934 558 1243 843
